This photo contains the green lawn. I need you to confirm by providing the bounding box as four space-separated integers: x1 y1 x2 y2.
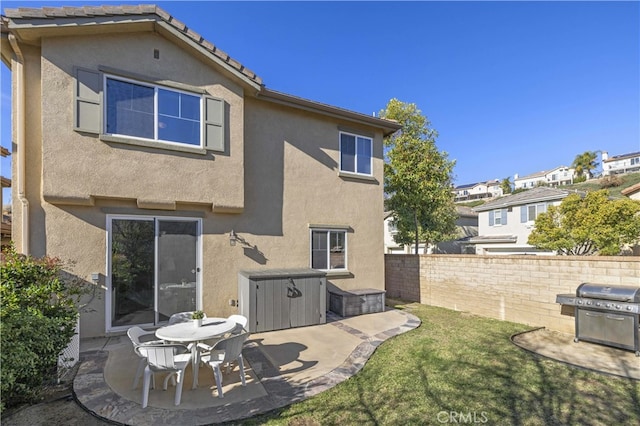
243 301 640 425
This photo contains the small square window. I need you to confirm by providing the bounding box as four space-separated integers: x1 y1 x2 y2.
311 229 346 270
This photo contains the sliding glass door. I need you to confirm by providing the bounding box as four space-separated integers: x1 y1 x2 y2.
108 216 200 330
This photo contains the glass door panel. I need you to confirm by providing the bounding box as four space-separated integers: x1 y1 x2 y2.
157 220 198 322
111 219 155 327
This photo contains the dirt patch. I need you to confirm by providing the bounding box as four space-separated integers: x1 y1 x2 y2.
2 368 108 426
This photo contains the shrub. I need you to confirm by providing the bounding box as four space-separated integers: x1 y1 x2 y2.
600 174 623 189
0 245 84 412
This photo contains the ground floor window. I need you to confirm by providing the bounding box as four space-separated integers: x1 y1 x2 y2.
108 216 201 330
310 229 347 270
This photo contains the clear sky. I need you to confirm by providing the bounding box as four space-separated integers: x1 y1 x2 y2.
1 0 639 206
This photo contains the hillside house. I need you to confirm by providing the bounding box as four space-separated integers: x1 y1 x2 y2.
602 151 640 176
470 187 575 255
514 166 575 190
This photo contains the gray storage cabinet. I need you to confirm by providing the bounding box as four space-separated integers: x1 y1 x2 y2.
238 269 327 333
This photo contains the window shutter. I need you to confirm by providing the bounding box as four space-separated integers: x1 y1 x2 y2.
520 206 527 223
204 96 224 152
74 68 102 134
488 210 494 227
502 208 508 225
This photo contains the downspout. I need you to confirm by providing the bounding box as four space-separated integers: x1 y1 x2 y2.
8 34 29 254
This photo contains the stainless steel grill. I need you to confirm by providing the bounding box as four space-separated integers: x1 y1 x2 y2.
556 283 640 356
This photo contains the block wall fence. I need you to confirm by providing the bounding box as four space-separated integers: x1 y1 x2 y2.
384 254 640 334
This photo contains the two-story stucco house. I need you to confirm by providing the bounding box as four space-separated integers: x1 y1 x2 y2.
1 5 400 338
513 166 575 190
469 187 575 255
602 151 640 176
453 179 502 203
383 206 478 254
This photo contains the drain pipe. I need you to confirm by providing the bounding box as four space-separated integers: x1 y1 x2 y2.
8 34 29 255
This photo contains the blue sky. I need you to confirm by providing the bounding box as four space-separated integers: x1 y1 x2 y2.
1 1 639 206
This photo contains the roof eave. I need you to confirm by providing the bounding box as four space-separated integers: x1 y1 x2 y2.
474 192 572 212
2 6 263 92
257 88 401 137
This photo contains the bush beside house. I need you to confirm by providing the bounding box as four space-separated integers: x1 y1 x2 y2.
0 246 82 412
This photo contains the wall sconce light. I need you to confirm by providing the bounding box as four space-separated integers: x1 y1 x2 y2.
229 229 249 247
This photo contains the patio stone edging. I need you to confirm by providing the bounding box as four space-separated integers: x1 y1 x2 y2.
73 309 421 425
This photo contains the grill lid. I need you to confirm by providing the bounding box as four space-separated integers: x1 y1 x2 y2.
576 283 640 302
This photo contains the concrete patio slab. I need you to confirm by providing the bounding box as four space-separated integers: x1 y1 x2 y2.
512 327 640 380
73 308 421 425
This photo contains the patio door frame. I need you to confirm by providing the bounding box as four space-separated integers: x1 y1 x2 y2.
105 214 203 333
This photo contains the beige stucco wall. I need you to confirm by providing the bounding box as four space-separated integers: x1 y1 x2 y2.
385 254 639 334
11 28 386 338
40 32 245 210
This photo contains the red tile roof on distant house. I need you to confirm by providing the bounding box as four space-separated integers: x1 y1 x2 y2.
621 182 640 197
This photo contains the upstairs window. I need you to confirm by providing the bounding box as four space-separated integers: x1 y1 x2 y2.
106 77 201 147
521 203 547 222
340 132 372 175
489 209 508 226
311 229 346 270
74 68 226 152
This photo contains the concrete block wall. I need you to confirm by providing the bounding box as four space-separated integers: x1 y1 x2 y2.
384 254 421 302
385 254 639 334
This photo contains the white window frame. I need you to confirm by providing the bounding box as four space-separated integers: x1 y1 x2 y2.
525 203 547 222
493 209 503 226
339 131 373 176
309 228 348 271
103 74 204 149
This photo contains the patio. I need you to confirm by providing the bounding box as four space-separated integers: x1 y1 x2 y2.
74 308 421 425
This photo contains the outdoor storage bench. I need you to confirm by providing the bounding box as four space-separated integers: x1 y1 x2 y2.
329 288 386 317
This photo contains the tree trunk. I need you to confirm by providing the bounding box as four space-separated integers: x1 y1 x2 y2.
414 210 419 255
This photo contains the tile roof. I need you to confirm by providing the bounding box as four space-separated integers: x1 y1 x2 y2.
473 187 579 212
2 4 401 134
515 166 572 181
2 4 263 87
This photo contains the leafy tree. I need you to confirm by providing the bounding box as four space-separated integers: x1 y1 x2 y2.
572 151 599 180
528 190 640 255
500 177 513 194
380 99 457 254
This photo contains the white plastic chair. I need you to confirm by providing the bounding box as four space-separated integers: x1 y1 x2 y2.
135 343 192 408
168 311 207 325
227 314 248 334
127 326 165 390
199 331 250 398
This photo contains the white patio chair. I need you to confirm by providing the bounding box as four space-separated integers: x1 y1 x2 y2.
227 314 248 334
127 326 165 390
199 331 250 398
135 343 192 408
168 311 207 325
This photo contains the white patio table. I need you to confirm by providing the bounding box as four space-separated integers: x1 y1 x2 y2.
155 317 236 389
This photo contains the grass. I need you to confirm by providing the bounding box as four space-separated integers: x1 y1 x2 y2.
565 172 640 199
241 301 640 426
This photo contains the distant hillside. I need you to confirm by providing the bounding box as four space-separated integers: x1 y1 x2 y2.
564 172 640 199
462 172 640 209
